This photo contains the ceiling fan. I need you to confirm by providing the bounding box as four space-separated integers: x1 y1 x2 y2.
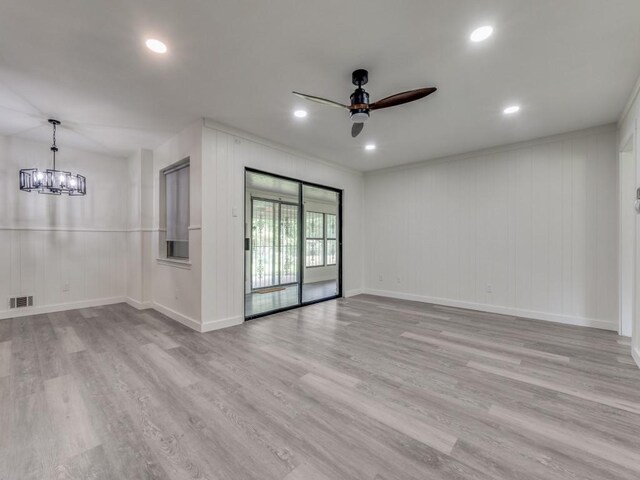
293 69 437 138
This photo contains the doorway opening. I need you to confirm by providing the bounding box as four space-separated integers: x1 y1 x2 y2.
244 169 342 319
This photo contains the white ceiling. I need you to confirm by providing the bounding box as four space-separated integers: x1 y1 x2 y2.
1 1 639 171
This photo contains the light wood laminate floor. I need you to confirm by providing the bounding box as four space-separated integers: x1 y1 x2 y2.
1 295 640 479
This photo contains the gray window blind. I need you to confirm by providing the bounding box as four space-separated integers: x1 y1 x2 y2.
165 164 189 242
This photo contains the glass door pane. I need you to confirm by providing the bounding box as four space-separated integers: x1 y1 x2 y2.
245 171 301 317
251 199 277 289
302 185 340 303
279 203 299 285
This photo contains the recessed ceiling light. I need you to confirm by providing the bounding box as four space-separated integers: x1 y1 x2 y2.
145 38 167 54
503 105 521 115
294 110 307 118
365 144 376 151
470 25 493 42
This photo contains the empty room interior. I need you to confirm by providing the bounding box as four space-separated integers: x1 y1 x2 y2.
2 1 640 479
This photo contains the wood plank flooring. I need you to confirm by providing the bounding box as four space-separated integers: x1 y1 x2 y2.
1 294 639 479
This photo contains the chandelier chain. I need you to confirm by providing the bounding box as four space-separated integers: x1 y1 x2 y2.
52 122 56 170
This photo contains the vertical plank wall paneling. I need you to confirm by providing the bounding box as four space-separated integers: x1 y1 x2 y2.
200 121 365 331
0 135 129 318
364 126 618 330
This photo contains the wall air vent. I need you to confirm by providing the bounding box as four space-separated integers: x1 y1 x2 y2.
9 296 33 309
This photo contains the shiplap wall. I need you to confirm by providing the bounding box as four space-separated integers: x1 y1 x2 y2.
0 135 129 318
364 125 618 330
201 119 365 331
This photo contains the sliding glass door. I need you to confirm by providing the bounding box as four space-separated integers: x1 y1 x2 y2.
245 170 342 318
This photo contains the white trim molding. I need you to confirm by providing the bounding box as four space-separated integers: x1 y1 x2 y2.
345 288 364 298
152 303 242 333
0 226 157 233
151 302 201 331
125 297 153 310
366 123 617 176
619 71 640 126
364 289 617 331
0 226 131 232
156 258 192 269
0 296 126 320
201 315 244 333
633 345 640 369
203 117 363 176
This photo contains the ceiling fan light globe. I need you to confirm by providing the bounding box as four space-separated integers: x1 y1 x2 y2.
350 111 369 123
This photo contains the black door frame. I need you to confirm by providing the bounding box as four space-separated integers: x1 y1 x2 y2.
244 167 343 320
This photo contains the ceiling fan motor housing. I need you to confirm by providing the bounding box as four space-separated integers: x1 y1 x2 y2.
350 87 370 123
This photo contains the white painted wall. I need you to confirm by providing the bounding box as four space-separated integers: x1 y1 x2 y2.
0 135 129 318
619 147 635 337
149 120 203 330
126 148 154 308
201 119 365 331
364 125 619 331
618 75 640 367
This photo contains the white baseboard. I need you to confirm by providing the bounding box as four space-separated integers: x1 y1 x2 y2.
345 288 364 298
152 302 201 332
633 345 640 369
126 297 153 310
153 302 243 333
201 315 244 332
363 288 617 331
0 294 243 334
0 296 126 320
148 301 244 333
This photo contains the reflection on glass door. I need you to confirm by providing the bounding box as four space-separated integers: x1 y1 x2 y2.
245 169 341 319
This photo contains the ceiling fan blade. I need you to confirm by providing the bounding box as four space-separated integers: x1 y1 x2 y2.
292 91 348 109
369 87 437 111
351 122 364 138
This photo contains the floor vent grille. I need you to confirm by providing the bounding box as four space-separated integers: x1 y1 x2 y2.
9 296 33 309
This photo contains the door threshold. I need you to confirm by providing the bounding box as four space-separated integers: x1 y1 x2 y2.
244 295 340 321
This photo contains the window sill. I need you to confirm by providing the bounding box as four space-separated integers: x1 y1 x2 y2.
156 257 192 269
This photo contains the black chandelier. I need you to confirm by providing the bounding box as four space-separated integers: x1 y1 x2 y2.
19 119 86 196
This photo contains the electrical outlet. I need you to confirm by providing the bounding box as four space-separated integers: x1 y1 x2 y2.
396 277 401 284
378 274 383 282
486 284 492 293
63 283 70 292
